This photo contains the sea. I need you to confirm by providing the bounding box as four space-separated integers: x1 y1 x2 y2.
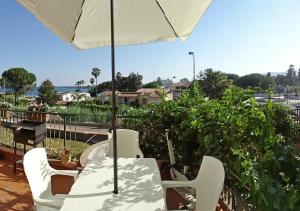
0 86 90 97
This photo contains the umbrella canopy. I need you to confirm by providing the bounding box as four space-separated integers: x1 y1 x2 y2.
17 0 212 194
17 0 211 49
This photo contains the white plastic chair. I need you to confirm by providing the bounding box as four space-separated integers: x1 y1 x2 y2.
23 148 79 211
107 129 144 158
79 140 109 168
162 156 225 211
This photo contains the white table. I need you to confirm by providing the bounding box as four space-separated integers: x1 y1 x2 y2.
60 157 166 211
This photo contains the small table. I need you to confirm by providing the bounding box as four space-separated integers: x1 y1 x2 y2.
60 157 166 211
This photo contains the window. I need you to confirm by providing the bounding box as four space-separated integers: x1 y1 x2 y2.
142 98 147 105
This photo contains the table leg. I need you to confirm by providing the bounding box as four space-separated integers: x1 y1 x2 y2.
13 142 16 174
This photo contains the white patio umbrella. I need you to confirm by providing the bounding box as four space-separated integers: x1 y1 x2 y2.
17 0 212 194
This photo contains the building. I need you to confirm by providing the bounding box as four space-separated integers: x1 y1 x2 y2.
59 92 91 102
166 83 190 99
136 88 173 106
97 88 173 106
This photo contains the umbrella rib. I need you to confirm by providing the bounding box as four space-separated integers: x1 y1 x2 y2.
72 0 86 42
155 0 178 38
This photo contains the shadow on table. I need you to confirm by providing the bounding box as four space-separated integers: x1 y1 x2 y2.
74 158 165 211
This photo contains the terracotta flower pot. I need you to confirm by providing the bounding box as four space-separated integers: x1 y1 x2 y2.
27 112 49 122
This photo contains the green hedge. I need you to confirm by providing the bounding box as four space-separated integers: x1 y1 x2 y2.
67 101 112 111
122 85 300 211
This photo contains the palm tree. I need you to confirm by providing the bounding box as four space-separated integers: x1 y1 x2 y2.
92 67 101 95
80 80 85 91
75 80 85 92
90 78 95 86
75 81 80 92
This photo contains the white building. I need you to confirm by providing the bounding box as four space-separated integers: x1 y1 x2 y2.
59 92 91 102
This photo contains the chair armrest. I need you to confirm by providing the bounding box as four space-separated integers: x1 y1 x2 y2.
52 169 79 180
162 180 194 189
137 147 144 158
34 197 63 209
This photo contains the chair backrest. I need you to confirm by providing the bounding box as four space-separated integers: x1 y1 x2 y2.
80 141 109 167
194 156 225 211
107 129 139 158
23 148 53 199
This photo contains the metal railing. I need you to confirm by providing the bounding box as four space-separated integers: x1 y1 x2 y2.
291 108 300 142
0 108 111 159
220 169 254 211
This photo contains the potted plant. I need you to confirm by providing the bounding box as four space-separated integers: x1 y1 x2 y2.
59 148 71 165
0 102 13 118
27 100 50 122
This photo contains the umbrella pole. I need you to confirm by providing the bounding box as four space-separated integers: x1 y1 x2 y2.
110 0 118 194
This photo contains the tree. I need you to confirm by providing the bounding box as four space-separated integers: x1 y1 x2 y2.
2 68 36 104
287 64 296 85
123 72 143 90
161 78 174 87
92 67 101 94
225 73 240 85
89 72 143 95
75 80 85 92
90 78 95 86
275 74 289 86
38 79 59 106
80 80 85 89
156 77 163 86
75 81 81 91
97 81 112 91
236 73 274 90
143 81 160 88
115 72 143 91
179 78 190 84
198 68 232 99
89 81 111 96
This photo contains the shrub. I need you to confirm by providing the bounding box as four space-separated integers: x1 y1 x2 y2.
67 101 112 112
122 86 300 210
53 105 112 123
27 101 49 112
16 97 30 107
0 102 13 109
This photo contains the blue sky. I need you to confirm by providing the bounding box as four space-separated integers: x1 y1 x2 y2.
1 0 300 86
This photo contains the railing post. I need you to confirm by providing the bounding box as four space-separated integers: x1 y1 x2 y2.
63 114 66 148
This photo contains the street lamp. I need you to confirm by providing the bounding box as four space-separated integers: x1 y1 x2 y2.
188 51 195 80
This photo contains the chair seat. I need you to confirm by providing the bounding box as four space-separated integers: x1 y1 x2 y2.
51 193 67 200
80 141 108 167
36 193 67 211
40 192 66 203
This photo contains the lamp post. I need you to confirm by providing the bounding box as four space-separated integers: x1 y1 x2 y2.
188 51 195 80
286 85 289 104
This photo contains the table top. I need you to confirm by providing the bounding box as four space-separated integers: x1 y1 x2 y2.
60 157 166 211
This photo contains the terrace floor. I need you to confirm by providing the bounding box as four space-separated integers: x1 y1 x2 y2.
0 160 33 211
0 157 188 211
